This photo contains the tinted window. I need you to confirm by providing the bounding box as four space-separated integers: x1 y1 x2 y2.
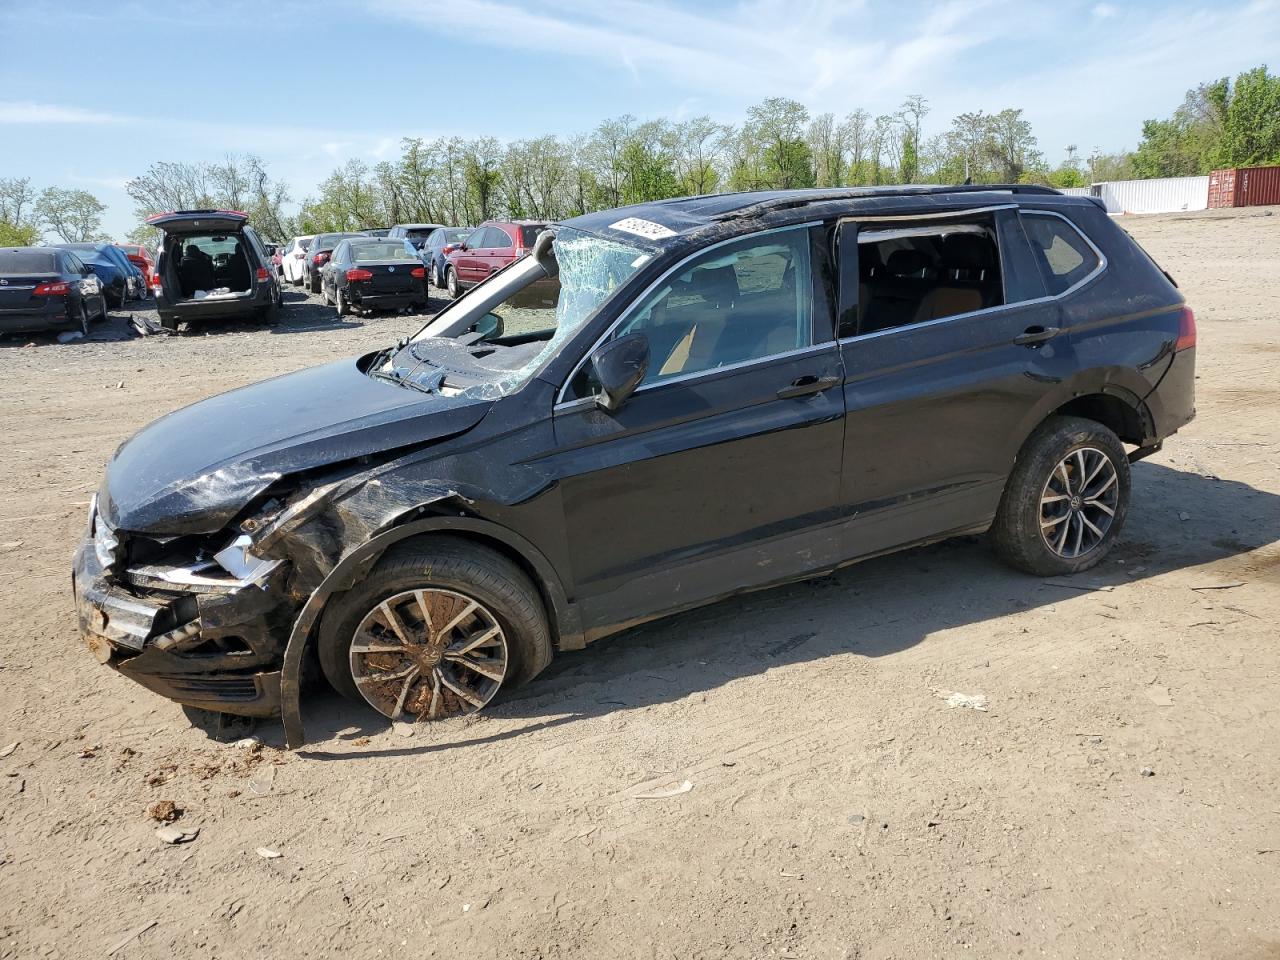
0 250 58 272
519 225 545 247
1021 213 1100 296
351 242 418 262
488 228 513 249
617 226 813 385
854 218 1004 336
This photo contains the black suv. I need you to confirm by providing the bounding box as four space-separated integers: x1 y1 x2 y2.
150 210 282 330
73 185 1195 746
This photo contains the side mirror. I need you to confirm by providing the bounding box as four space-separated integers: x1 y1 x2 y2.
472 312 503 341
590 333 649 412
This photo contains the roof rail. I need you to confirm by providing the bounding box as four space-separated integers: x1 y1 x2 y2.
711 183 1063 221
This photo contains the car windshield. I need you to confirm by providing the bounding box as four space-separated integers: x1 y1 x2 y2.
351 242 416 262
373 226 649 400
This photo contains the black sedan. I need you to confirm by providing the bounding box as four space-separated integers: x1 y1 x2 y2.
0 246 108 336
321 238 427 316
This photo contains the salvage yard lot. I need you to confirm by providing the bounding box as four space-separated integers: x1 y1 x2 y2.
1 208 1278 959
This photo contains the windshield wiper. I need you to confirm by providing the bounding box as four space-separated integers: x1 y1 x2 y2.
370 367 437 394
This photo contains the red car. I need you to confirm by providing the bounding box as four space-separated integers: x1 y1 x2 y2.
119 244 156 290
444 220 547 299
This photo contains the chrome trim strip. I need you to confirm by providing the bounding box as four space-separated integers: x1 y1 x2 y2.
555 221 824 406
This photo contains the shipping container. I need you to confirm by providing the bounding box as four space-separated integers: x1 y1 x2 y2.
1208 166 1280 208
1092 176 1209 215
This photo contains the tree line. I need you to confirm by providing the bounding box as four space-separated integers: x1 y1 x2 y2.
1 65 1275 246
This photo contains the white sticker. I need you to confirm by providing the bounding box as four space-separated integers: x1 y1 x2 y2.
609 217 677 240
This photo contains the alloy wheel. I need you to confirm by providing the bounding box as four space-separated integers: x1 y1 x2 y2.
1038 447 1119 559
349 587 508 721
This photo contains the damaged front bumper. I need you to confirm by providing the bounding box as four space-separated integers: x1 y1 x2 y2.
72 527 299 718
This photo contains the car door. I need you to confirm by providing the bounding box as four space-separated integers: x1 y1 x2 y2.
550 223 846 639
455 227 487 285
834 207 1074 559
484 226 514 279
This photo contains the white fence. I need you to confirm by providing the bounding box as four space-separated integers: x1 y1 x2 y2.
1060 176 1210 215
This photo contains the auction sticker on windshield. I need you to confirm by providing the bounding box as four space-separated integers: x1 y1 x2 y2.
609 217 677 240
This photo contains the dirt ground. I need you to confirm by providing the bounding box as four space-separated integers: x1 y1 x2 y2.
1 208 1278 960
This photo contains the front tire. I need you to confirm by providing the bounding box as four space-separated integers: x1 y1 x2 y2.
317 538 552 721
74 302 90 336
991 415 1130 576
446 266 460 300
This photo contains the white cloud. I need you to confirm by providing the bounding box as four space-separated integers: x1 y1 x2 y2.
0 101 133 125
1092 2 1118 17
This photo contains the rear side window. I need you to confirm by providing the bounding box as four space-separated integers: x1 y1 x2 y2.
1020 212 1101 296
489 228 513 249
520 225 544 248
853 216 1004 336
0 250 57 272
616 225 813 386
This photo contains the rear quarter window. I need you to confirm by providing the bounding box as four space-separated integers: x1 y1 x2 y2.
1021 212 1101 296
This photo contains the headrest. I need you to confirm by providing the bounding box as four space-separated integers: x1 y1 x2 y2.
695 264 739 306
941 233 989 269
886 249 930 277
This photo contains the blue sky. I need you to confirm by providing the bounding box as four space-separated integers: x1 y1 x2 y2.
2 0 1277 238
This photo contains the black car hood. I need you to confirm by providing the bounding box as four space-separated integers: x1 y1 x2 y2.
101 356 492 535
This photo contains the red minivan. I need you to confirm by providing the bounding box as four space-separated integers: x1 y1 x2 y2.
444 220 547 299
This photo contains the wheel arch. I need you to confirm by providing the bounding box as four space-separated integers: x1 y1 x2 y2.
1009 369 1157 464
279 513 582 748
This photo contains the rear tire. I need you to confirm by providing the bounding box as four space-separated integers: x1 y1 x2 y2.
316 538 552 717
75 302 90 336
336 288 349 316
446 266 460 300
991 415 1130 576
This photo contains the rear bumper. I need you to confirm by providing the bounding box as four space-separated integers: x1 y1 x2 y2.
72 534 295 718
1146 347 1196 439
158 287 270 321
348 287 422 310
0 306 75 333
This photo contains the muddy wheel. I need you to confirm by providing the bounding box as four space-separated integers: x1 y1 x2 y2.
317 539 551 721
991 415 1130 576
446 266 459 300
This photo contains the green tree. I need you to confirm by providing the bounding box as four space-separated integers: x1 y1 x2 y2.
35 187 106 242
1 177 40 244
741 98 815 189
1213 65 1280 167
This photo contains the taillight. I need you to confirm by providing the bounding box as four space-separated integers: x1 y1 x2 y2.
33 281 70 296
345 268 373 282
313 252 329 265
1176 306 1196 351
256 267 269 282
410 266 425 279
151 273 163 290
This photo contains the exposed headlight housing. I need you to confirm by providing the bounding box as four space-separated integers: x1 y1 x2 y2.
92 502 121 574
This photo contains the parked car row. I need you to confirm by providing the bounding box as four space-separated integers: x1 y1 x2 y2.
282 221 554 319
0 246 110 335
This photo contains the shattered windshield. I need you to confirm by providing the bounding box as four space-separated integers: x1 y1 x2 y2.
373 227 650 399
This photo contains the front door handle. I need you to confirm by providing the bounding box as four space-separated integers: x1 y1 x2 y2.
777 374 841 399
1013 325 1061 346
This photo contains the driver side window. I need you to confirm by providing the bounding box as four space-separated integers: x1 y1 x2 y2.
616 226 813 386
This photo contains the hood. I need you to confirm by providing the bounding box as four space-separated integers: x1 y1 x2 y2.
101 356 492 535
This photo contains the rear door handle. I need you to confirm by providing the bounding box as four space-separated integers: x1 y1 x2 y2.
777 374 841 399
1013 325 1061 346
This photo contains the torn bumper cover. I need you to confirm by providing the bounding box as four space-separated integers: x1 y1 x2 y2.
72 517 298 718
